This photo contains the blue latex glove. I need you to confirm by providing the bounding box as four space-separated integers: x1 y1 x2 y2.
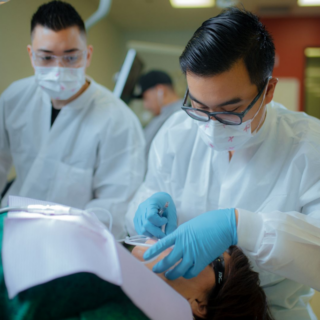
143 208 237 280
134 192 177 239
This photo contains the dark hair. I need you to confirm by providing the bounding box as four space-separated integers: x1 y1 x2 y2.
179 7 275 91
195 246 274 320
31 0 86 35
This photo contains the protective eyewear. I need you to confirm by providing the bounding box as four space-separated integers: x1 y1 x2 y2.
210 255 225 291
181 77 270 125
32 49 87 68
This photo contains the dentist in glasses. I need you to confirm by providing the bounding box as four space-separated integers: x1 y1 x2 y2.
0 1 145 239
127 7 320 320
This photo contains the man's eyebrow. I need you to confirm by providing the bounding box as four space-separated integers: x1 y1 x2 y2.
189 91 243 108
63 48 80 53
37 49 53 53
188 92 210 108
216 97 242 107
36 48 80 54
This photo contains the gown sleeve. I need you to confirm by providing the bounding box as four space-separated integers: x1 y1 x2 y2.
237 191 320 290
85 109 146 239
237 123 320 291
0 94 13 196
125 131 172 236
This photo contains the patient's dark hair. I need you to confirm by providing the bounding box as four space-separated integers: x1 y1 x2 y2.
31 0 86 35
194 246 274 320
179 7 275 91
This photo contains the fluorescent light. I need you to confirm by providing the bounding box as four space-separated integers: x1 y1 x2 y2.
305 48 320 57
298 0 320 6
216 0 238 8
170 0 215 8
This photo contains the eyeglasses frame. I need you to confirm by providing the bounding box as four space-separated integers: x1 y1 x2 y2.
210 255 225 291
181 77 271 125
31 49 87 68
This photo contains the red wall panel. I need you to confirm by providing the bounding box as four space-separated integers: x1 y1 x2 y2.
260 17 320 111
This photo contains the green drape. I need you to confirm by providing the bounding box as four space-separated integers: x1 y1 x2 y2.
0 213 149 320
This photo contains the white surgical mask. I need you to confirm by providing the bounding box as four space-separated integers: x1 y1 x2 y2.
34 66 86 100
197 87 268 152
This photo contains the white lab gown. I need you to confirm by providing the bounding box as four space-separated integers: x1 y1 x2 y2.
0 76 146 239
126 101 320 320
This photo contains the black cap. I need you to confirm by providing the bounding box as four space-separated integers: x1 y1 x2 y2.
134 70 173 99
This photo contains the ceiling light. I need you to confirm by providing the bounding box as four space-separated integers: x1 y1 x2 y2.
298 0 320 6
216 0 237 8
170 0 215 8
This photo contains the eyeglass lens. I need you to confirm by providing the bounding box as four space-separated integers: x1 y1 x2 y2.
185 108 241 124
33 51 86 67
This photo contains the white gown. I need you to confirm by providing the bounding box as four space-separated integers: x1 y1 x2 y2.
0 76 146 239
126 101 320 320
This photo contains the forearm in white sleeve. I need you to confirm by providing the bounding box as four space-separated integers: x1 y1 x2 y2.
125 137 169 236
86 120 146 240
0 95 12 194
237 208 320 290
125 183 157 236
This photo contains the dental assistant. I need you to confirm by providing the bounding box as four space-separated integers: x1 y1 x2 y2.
135 70 182 159
126 8 320 320
0 1 145 239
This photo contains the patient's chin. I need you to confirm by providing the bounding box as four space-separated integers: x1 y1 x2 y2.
132 246 147 261
132 239 172 270
132 239 157 262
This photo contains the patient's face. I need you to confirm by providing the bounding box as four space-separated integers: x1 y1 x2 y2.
132 240 230 318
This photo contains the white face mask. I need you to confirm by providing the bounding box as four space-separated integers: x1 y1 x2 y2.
34 66 86 100
197 87 268 152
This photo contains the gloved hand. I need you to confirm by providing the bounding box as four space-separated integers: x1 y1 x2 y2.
134 192 177 239
143 208 237 280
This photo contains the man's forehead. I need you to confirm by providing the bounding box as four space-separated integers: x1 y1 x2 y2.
186 69 258 108
31 25 86 45
187 63 255 92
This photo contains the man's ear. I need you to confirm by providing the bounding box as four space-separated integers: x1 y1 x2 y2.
265 77 278 105
191 299 207 319
85 45 93 69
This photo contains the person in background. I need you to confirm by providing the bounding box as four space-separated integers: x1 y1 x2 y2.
0 1 145 239
136 70 183 158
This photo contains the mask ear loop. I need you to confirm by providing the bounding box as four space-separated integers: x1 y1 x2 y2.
252 77 271 134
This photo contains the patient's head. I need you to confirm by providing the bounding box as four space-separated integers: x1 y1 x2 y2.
132 242 274 320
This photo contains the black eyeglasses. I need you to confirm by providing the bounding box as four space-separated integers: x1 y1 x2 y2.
181 77 270 125
195 255 225 313
210 255 225 292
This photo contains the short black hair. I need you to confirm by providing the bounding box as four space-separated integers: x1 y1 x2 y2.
136 70 173 98
31 1 86 35
179 7 275 90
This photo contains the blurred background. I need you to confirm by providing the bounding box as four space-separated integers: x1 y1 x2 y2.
0 0 319 316
1 0 320 123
